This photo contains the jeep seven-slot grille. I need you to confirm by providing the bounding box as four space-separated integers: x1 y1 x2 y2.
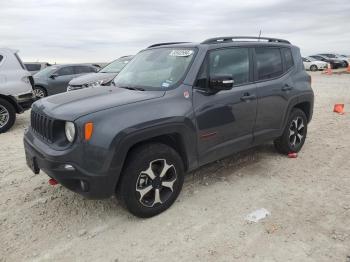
31 110 54 142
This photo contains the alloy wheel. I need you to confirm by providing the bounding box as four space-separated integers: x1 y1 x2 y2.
289 116 305 148
136 159 177 207
0 105 9 128
33 88 46 98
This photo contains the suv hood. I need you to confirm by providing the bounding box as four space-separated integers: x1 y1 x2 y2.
69 72 117 86
33 86 165 121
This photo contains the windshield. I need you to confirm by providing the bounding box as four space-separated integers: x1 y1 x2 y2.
113 48 195 90
34 66 58 77
100 57 133 73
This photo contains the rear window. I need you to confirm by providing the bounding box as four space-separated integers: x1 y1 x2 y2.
25 64 41 71
282 48 294 71
256 48 283 80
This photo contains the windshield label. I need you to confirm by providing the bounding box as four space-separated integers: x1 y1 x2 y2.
169 50 193 57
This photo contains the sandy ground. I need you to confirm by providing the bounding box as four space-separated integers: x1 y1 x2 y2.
1 71 350 262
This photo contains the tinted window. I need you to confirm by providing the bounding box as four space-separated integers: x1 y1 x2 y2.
209 48 250 86
56 66 74 76
256 48 283 80
75 66 95 74
282 48 294 71
25 64 41 71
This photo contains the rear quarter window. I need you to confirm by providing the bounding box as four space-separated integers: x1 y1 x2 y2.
255 47 283 80
282 48 294 71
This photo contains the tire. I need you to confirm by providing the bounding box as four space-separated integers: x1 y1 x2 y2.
310 65 318 72
274 108 308 154
0 98 16 133
33 86 47 99
117 143 184 218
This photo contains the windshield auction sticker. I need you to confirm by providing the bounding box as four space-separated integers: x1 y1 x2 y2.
169 50 194 57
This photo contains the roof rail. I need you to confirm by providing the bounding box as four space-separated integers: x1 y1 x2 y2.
147 42 189 48
201 36 291 44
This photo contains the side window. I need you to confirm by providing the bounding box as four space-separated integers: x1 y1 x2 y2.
74 66 93 74
256 48 283 80
282 48 294 71
56 66 74 76
209 48 250 86
195 58 208 89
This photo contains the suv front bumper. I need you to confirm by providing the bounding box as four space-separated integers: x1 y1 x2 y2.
23 132 117 199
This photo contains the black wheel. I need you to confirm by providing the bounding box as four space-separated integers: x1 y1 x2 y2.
33 86 47 99
310 64 318 72
274 108 308 154
117 143 184 218
342 61 348 68
0 98 16 133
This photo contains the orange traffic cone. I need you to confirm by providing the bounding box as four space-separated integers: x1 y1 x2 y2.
333 104 345 114
324 63 333 75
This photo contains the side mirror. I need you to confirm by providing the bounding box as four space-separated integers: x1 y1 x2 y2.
209 75 234 91
50 74 58 79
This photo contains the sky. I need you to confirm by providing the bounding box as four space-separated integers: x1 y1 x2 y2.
1 0 350 63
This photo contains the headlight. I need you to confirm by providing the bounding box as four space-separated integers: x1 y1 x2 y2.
65 122 76 142
87 79 110 87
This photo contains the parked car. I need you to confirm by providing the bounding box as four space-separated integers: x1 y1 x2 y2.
24 36 314 217
302 57 328 71
67 56 133 92
318 53 349 67
0 48 35 133
33 64 98 98
24 62 52 75
309 55 343 69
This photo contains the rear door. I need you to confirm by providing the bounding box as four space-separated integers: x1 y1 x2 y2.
193 47 257 165
253 46 296 143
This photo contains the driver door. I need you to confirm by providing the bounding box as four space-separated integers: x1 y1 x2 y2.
193 47 257 165
48 66 76 94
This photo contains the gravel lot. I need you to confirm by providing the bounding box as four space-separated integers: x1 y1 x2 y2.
1 71 350 262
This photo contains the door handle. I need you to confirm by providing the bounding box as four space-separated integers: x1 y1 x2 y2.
240 93 257 101
282 84 294 91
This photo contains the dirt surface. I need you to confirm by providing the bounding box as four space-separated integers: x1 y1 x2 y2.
1 71 350 262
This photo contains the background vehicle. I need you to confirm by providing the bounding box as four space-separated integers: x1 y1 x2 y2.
0 48 34 133
318 53 349 67
67 56 133 91
24 36 313 218
309 55 343 69
24 62 52 75
33 64 98 98
302 57 328 71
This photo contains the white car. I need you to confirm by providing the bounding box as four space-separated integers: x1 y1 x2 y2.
0 48 35 133
302 57 328 71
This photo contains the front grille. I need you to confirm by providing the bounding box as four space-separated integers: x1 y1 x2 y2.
31 110 55 142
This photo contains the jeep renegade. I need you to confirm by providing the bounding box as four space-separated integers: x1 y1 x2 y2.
24 36 314 218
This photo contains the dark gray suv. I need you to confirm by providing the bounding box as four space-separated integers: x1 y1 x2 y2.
24 36 314 218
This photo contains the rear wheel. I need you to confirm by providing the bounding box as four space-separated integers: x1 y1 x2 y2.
310 65 318 72
0 98 16 133
274 108 308 154
117 143 184 218
33 86 47 99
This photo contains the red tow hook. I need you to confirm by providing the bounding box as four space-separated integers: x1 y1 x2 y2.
48 178 58 186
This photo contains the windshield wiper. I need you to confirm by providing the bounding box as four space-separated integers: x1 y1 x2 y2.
118 86 145 91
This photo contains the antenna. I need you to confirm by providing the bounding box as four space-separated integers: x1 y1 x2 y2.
258 30 262 41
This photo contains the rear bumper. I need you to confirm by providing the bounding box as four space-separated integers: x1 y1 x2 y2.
14 92 36 112
23 132 117 199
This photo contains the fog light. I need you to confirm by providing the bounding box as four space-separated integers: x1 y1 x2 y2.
64 164 75 171
80 180 89 192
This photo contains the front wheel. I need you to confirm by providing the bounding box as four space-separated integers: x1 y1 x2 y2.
274 108 308 154
0 98 16 133
117 143 184 218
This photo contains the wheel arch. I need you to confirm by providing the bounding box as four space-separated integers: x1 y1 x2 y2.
0 94 21 113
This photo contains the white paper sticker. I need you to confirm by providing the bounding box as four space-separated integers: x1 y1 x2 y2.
169 50 194 57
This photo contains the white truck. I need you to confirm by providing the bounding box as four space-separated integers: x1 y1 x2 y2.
0 48 35 133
